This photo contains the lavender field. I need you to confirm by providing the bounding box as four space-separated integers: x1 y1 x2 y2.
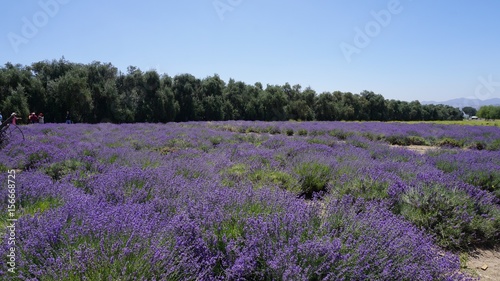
1 121 500 280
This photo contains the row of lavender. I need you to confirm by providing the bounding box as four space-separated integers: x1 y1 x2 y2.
1 121 498 280
202 121 500 150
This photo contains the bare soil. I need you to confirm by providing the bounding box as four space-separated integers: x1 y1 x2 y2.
465 248 500 280
402 145 437 154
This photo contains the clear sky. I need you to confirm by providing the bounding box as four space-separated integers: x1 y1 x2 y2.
1 0 500 102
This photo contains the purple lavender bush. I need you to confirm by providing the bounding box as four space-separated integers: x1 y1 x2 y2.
1 121 492 280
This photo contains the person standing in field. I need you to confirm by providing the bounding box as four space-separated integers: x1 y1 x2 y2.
11 113 21 125
65 111 72 124
29 112 38 124
38 113 44 124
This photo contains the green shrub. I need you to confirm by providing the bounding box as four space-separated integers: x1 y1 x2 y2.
107 154 119 164
435 160 459 173
467 141 486 150
328 129 353 140
362 132 385 141
347 138 369 149
268 126 281 135
284 128 294 136
294 162 332 198
156 146 179 155
0 164 8 172
436 137 463 148
131 140 144 151
385 135 428 146
331 178 389 200
167 138 193 149
22 196 63 216
220 163 248 187
463 170 500 199
25 151 51 170
297 129 308 136
209 136 223 146
249 169 299 192
44 159 84 181
487 139 500 151
385 135 407 146
245 126 260 134
394 184 500 250
406 136 428 146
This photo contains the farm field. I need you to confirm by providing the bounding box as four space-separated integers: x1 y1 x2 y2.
1 121 499 280
400 120 500 127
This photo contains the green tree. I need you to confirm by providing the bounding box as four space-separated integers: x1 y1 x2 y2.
223 79 247 120
314 92 338 121
173 74 200 122
342 92 360 120
286 86 315 121
261 84 288 121
1 86 30 123
200 75 225 120
409 100 422 121
86 62 119 123
1 63 46 117
242 83 263 120
360 90 386 120
478 105 500 119
286 99 314 121
113 68 141 123
46 67 93 123
462 106 477 117
137 70 161 122
158 74 179 122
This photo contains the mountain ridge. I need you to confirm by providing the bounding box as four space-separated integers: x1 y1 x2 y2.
420 98 500 109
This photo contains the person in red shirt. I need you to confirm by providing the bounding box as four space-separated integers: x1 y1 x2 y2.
11 113 21 125
29 112 39 124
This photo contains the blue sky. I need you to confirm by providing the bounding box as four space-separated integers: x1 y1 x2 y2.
1 0 500 102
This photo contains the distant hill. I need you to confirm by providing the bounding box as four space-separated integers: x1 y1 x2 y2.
421 98 500 109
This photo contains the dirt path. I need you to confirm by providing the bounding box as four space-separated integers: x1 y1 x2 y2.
465 249 500 280
391 144 437 154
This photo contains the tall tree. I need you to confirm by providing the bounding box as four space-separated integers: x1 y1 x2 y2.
261 84 288 121
46 66 93 123
409 100 422 121
477 105 500 119
1 86 30 123
173 74 199 122
86 61 119 123
462 106 477 117
223 79 247 120
200 75 225 121
157 74 179 122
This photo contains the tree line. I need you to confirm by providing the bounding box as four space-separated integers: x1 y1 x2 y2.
0 58 465 124
477 105 500 120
